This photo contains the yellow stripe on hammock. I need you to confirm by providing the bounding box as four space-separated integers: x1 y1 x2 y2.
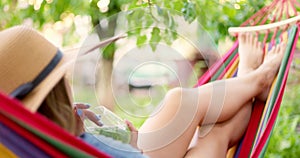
227 146 237 158
252 76 278 148
224 58 239 79
0 143 19 158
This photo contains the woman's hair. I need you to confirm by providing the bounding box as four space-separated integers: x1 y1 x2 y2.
37 78 81 135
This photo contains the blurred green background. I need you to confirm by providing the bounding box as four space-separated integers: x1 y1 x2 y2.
1 0 300 157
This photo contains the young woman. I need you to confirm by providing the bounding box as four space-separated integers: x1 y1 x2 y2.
0 26 285 158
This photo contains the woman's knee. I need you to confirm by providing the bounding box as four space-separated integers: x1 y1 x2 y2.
159 87 183 112
165 87 183 102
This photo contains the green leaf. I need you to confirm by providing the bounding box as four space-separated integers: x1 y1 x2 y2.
181 1 196 23
144 15 154 28
149 27 161 51
163 29 177 45
102 43 116 60
222 5 236 17
136 35 147 47
163 29 172 45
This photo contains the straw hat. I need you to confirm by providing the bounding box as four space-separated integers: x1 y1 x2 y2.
0 26 73 112
0 25 125 112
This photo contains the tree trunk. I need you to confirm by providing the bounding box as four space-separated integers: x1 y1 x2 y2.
97 58 114 111
95 16 117 111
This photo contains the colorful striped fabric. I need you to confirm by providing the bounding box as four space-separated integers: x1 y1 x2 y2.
0 92 111 158
194 25 299 157
0 123 49 158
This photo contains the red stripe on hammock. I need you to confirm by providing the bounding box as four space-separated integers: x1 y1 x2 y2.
237 100 265 157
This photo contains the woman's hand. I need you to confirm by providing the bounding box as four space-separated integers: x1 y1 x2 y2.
125 120 139 150
75 103 103 126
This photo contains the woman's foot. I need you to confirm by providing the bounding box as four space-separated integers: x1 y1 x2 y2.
238 33 264 76
255 43 286 100
238 32 286 101
253 42 286 99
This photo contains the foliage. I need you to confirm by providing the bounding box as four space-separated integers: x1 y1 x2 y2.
0 0 86 28
114 0 267 52
128 0 267 42
265 68 300 157
1 0 268 54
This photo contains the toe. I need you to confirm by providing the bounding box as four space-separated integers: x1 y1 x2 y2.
277 44 282 54
255 37 260 49
279 43 286 55
258 42 262 50
239 33 246 43
254 36 258 45
249 33 254 45
246 32 251 43
268 46 276 54
275 45 280 54
244 33 248 43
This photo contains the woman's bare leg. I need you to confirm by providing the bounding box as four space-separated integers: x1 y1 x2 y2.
184 104 252 158
185 34 286 158
138 37 285 158
185 32 257 157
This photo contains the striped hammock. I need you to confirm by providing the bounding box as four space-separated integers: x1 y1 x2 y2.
195 24 298 158
195 0 300 156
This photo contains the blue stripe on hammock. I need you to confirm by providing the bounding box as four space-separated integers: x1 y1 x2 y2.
0 123 49 158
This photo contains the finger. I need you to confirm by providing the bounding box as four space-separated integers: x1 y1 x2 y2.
74 103 91 109
125 119 139 149
125 120 138 132
83 110 103 126
76 109 84 117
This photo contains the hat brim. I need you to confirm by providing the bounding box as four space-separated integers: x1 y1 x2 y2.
21 51 76 112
